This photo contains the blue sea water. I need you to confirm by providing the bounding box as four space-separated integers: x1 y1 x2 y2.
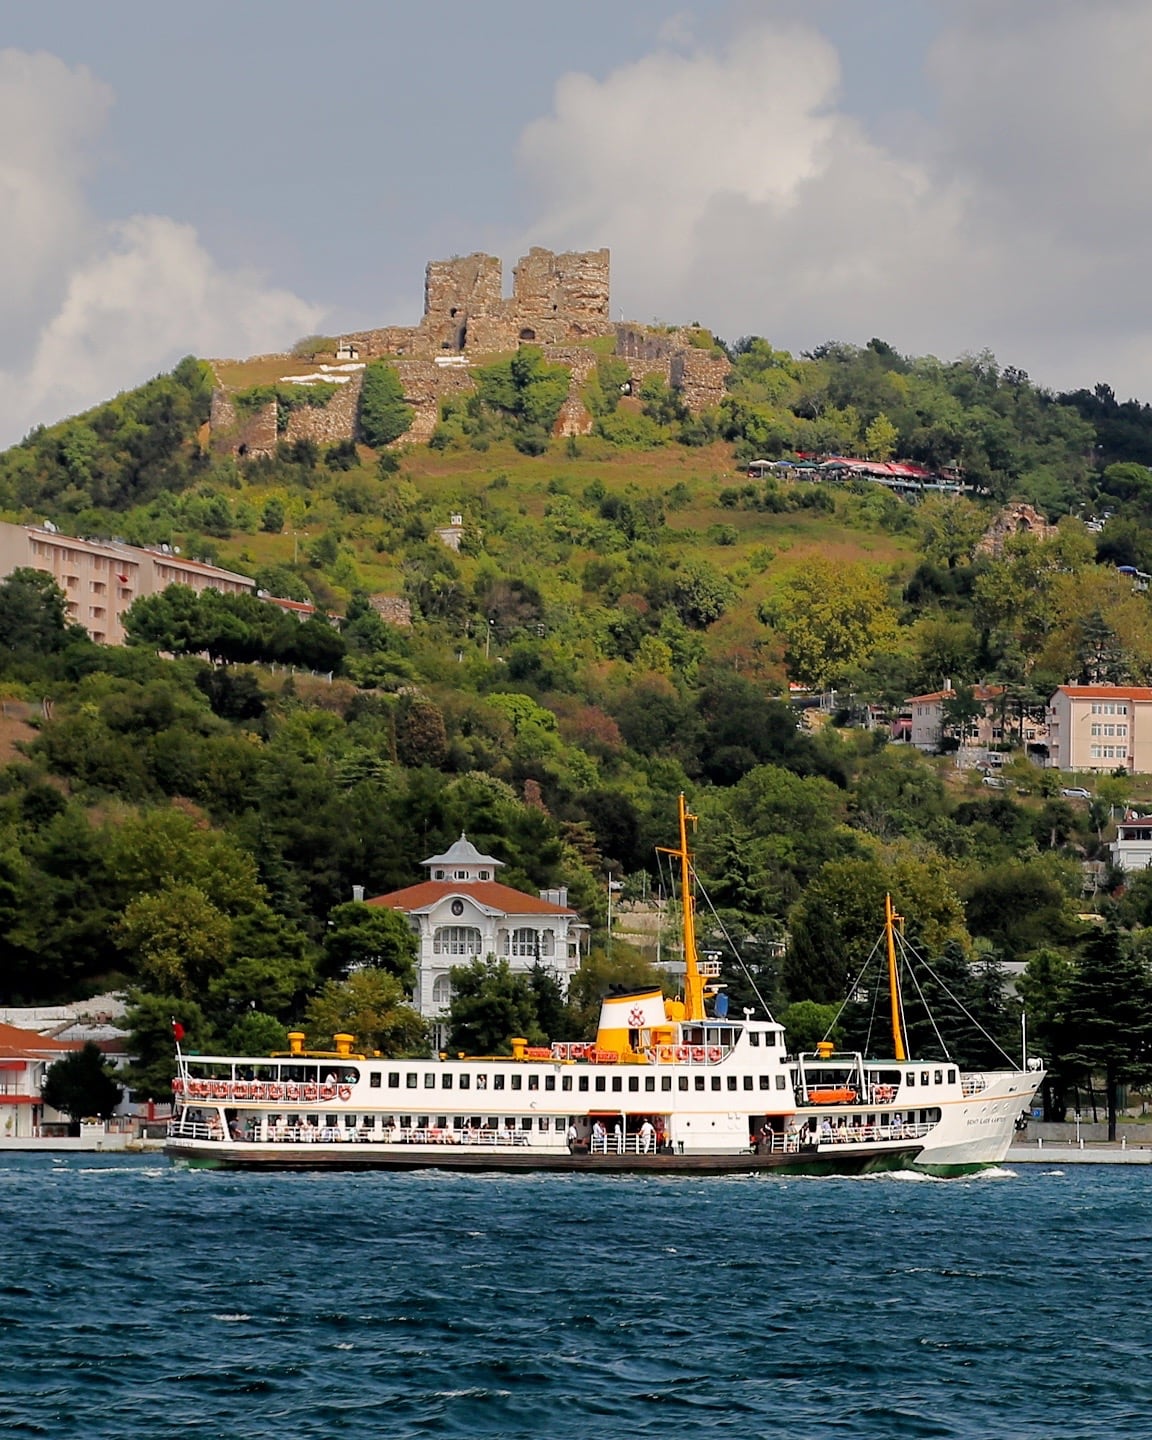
0 1156 1147 1439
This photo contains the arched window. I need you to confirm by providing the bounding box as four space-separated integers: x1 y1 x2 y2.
511 928 538 958
433 926 482 956
540 929 555 957
432 975 452 1007
498 929 510 956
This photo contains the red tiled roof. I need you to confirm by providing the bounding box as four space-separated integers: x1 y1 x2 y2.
1054 686 1152 700
368 880 575 916
0 1021 81 1060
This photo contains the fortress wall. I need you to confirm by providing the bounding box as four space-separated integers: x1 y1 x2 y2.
670 348 731 411
394 360 477 444
284 373 363 446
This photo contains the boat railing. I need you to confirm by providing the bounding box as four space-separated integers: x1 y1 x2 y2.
762 1120 933 1152
961 1074 988 1096
167 1118 223 1141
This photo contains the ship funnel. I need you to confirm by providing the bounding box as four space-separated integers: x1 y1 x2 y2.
287 1031 305 1055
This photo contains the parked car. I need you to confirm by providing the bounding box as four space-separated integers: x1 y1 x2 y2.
982 775 1007 788
1061 787 1091 799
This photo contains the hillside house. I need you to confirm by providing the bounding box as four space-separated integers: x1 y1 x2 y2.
1046 685 1152 772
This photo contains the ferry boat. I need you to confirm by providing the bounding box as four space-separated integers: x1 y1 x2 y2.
165 798 1042 1176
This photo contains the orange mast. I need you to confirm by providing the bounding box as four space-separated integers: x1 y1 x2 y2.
658 793 705 1022
885 892 907 1062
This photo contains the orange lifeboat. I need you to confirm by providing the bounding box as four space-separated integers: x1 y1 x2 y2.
808 1087 857 1104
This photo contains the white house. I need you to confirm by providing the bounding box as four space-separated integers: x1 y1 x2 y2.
0 1021 81 1139
368 835 587 1043
1109 815 1152 874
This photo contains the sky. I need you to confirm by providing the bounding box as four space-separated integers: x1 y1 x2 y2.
2 0 1151 445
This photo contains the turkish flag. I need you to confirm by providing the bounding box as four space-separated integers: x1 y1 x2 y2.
172 1020 186 1042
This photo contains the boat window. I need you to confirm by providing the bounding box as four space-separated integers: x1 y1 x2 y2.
948 1069 956 1084
906 1073 915 1087
442 1074 453 1090
370 1074 382 1089
678 1076 689 1091
511 1075 522 1091
493 1075 505 1090
528 1074 539 1090
628 1077 639 1092
388 1072 399 1088
684 1026 704 1045
340 1069 359 1084
921 1071 929 1085
644 1077 655 1092
727 1077 738 1091
743 1076 753 1091
578 1076 588 1092
711 1077 721 1091
406 1073 418 1089
695 1076 705 1091
661 1076 672 1091
764 1032 777 1047
775 1075 787 1090
363 1115 376 1128
459 1074 471 1090
424 1073 435 1088
521 1117 532 1131
545 1076 556 1091
417 1116 429 1129
594 1077 606 1092
759 1076 771 1090
934 1070 943 1085
559 1076 569 1091
325 1114 338 1127
344 1115 357 1127
436 1116 448 1130
476 1075 487 1089
749 1032 760 1048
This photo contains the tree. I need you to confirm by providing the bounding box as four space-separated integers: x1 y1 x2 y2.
863 411 898 461
446 957 542 1054
357 361 413 448
781 1000 842 1052
1063 928 1152 1140
0 568 86 653
322 901 417 985
765 560 899 690
305 969 427 1056
41 1042 122 1126
116 882 234 996
124 992 210 1101
261 496 286 533
916 497 986 570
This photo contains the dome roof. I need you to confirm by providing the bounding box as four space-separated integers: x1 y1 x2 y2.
420 833 504 869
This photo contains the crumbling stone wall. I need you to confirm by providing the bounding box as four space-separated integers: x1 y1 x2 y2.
210 388 278 459
670 348 731 412
369 595 413 626
284 375 363 447
394 360 476 444
977 503 1057 557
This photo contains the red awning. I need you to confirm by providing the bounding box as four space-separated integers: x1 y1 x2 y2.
0 1061 26 1071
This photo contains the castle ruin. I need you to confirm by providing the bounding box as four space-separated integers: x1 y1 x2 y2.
209 247 731 457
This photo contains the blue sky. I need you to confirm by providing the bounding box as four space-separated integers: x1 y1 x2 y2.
3 1 1151 442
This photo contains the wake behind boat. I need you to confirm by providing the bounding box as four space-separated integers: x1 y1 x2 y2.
165 796 1042 1175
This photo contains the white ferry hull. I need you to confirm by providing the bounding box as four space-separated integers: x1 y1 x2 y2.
912 1071 1037 1173
164 1136 923 1176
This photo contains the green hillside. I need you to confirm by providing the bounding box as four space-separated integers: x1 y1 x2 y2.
4 333 1152 1120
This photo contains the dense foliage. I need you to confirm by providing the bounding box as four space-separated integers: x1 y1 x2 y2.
4 335 1152 1118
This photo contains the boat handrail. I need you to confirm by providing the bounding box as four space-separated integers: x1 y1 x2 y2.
961 1074 988 1096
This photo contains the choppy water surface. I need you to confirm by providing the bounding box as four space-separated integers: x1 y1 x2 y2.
0 1156 1147 1438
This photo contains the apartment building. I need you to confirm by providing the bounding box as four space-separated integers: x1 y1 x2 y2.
1045 685 1152 773
905 682 1008 752
0 521 255 645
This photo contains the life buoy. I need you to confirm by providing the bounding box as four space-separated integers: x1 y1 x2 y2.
172 1078 184 1094
285 1083 300 1101
707 1047 722 1063
267 1083 283 1101
675 1046 690 1062
338 1085 352 1102
320 1085 337 1102
691 1047 706 1064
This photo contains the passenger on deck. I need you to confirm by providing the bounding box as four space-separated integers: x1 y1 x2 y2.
638 1120 656 1154
592 1120 607 1153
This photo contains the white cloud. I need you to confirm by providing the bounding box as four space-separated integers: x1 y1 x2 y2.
518 3 1152 398
0 49 322 446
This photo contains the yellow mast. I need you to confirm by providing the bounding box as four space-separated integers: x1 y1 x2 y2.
885 892 907 1062
658 793 706 1021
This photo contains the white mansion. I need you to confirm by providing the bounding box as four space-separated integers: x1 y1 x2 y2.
368 836 586 1034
